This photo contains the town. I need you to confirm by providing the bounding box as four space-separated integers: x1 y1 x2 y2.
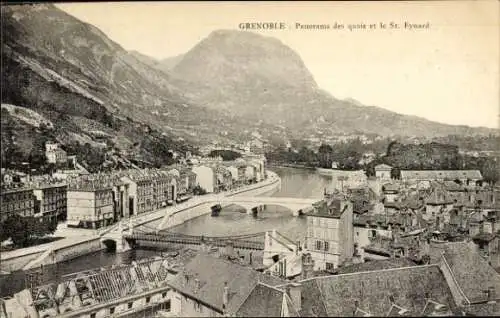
1 2 499 317
1 138 499 317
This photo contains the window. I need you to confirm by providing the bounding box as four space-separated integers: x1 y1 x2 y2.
162 292 167 298
315 240 323 251
90 314 96 318
128 302 133 309
370 230 377 238
324 241 329 251
326 262 335 271
109 307 115 314
146 296 151 303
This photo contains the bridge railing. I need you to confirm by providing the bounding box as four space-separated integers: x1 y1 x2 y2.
124 233 265 250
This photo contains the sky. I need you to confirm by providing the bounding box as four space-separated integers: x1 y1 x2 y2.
56 1 499 129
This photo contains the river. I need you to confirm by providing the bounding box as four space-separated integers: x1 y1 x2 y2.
0 167 332 297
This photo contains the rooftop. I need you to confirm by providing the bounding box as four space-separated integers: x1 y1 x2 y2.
167 253 287 314
437 241 500 304
308 198 349 219
299 265 458 316
401 170 483 181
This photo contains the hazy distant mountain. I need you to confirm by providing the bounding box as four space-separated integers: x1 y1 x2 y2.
169 30 497 137
158 54 184 72
128 50 161 69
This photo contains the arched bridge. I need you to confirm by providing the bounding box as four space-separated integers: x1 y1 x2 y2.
215 196 320 216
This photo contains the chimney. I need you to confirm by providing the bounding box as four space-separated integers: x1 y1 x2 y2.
225 241 234 257
301 253 314 280
286 283 302 312
222 282 229 312
194 278 201 293
487 286 497 304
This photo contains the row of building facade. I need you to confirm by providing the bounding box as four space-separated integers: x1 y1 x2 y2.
0 155 267 230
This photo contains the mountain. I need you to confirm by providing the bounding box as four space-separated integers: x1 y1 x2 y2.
0 4 266 169
158 54 184 72
168 30 497 137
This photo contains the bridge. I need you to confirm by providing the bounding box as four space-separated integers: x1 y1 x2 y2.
101 195 318 252
123 231 266 251
214 196 319 216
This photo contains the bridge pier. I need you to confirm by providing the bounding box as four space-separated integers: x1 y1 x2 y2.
117 237 132 253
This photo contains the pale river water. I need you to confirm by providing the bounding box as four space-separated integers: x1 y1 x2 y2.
0 167 332 297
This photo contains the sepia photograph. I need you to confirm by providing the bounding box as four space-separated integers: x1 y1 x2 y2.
1 1 499 317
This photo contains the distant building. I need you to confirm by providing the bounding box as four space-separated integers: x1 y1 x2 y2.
32 180 67 223
0 184 36 221
400 170 483 185
304 193 354 271
375 164 392 180
67 178 115 229
192 165 216 193
45 142 67 165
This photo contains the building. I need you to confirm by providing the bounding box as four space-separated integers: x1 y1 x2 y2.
222 162 247 187
375 163 392 180
30 179 67 223
192 165 216 193
1 257 172 318
381 182 399 203
45 142 67 165
298 264 458 316
66 178 115 229
213 165 233 192
110 176 130 221
120 169 178 216
400 170 483 185
0 183 36 221
166 241 500 317
304 193 354 271
167 253 288 317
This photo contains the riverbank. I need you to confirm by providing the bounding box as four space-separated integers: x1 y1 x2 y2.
267 163 316 170
0 171 281 273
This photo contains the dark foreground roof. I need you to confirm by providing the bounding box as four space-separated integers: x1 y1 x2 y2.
167 253 286 314
299 265 458 317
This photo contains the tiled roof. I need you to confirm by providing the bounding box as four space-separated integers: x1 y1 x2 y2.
466 302 500 316
443 181 465 192
439 241 500 304
425 188 454 205
337 258 418 275
382 183 399 193
375 164 393 171
308 198 349 219
401 170 483 181
234 283 299 317
167 253 286 314
299 265 458 317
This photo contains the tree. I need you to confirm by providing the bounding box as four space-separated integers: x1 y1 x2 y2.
390 167 401 180
1 215 56 248
193 185 207 195
209 150 242 161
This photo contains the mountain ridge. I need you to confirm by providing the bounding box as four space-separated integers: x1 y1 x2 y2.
164 29 497 137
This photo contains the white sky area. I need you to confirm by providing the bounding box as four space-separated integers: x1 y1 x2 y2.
56 1 499 129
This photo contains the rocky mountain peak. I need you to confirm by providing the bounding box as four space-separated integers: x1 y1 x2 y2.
171 29 318 90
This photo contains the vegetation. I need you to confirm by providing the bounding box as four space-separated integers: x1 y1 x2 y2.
0 215 57 248
192 185 207 195
208 149 242 161
266 137 500 185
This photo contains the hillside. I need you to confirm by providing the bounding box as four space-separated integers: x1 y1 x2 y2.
168 29 497 137
158 54 184 72
0 4 270 169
